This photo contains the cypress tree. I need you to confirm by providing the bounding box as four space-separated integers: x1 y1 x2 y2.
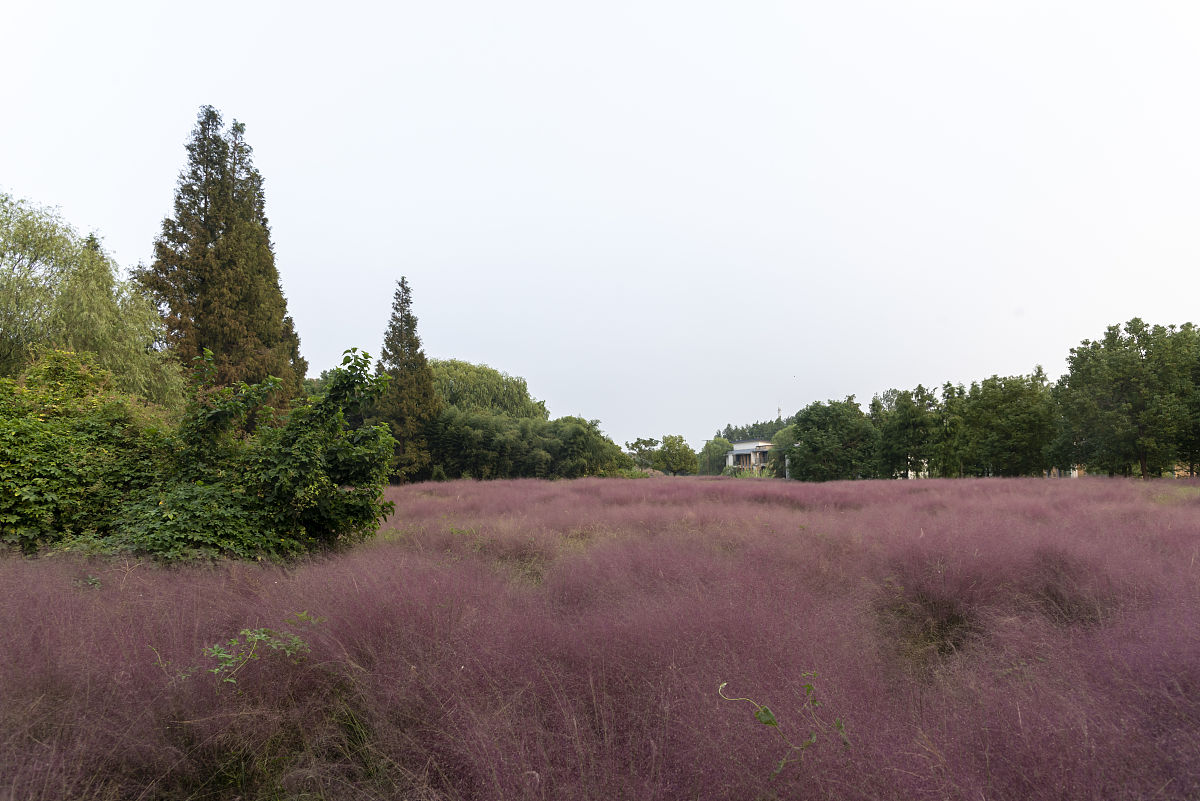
374 277 441 482
136 106 306 394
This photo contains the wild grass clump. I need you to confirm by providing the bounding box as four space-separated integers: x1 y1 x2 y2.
3 477 1199 799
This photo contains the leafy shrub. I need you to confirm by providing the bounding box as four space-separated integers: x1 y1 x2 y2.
114 348 396 558
1 348 395 559
722 466 768 478
0 351 171 551
204 613 321 685
243 351 396 547
596 466 651 478
115 481 276 559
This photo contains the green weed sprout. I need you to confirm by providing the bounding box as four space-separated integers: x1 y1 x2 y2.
718 672 850 776
203 611 323 685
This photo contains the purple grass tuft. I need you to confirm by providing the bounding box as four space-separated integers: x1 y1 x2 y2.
2 476 1198 799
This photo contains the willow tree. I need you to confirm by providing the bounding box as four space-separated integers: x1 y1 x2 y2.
136 106 306 395
0 192 184 406
429 358 549 419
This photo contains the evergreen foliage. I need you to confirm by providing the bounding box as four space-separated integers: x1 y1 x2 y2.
136 106 306 396
372 277 441 482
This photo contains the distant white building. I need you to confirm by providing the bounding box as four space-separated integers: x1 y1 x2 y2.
725 440 774 474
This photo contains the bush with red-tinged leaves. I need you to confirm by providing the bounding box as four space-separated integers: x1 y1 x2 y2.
2 477 1199 799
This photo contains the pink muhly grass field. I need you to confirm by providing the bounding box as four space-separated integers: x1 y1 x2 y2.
2 477 1198 800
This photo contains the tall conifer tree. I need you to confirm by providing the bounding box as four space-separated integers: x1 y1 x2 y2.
137 106 306 394
374 277 441 482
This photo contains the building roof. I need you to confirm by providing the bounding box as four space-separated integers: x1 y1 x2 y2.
728 440 774 455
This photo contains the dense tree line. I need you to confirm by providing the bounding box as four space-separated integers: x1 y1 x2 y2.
430 410 627 479
1055 320 1200 477
759 319 1200 481
420 358 628 480
363 278 628 481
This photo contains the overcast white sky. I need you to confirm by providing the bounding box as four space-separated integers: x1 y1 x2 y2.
4 1 1200 450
